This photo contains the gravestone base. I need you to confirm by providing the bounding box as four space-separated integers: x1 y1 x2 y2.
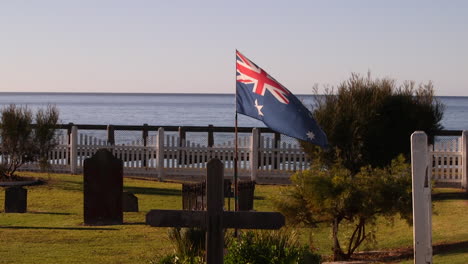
123 192 139 212
5 187 27 213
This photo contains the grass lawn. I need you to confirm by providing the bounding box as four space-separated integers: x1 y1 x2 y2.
1 172 467 263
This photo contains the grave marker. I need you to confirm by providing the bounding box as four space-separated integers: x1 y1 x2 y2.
146 158 285 263
83 149 123 225
123 192 139 212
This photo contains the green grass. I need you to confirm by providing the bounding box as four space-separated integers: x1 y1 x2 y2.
1 173 467 263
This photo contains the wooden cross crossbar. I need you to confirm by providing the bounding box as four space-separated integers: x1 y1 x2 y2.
145 158 285 264
146 210 284 229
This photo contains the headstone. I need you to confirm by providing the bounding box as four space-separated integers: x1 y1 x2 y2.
182 179 233 211
5 186 27 213
238 181 255 211
123 192 139 212
182 182 205 210
83 149 123 225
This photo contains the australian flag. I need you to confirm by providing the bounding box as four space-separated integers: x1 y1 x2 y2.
236 50 328 148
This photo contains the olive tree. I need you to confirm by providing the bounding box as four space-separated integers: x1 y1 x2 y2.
0 104 59 180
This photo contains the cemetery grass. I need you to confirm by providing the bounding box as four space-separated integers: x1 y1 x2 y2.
0 173 466 263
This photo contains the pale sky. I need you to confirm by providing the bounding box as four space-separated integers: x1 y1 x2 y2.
1 0 467 96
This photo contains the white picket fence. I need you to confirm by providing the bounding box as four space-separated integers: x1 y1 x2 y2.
17 127 468 187
430 133 467 187
20 127 310 183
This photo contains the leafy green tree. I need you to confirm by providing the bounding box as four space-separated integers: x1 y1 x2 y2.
275 156 412 260
0 104 59 180
303 73 444 173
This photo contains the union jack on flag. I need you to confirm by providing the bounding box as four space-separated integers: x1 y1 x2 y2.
236 51 290 104
236 50 328 147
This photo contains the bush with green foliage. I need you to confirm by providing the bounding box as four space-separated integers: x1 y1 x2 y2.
225 230 321 264
155 228 206 264
0 104 59 180
275 155 412 260
303 73 444 173
156 228 320 264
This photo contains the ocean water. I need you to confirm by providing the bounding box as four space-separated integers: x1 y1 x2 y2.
0 92 466 130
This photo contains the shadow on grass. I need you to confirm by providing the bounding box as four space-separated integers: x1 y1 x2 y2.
434 240 468 255
124 186 181 196
432 192 468 201
54 180 181 197
29 211 72 215
0 226 117 231
123 222 146 225
53 180 83 192
352 240 468 262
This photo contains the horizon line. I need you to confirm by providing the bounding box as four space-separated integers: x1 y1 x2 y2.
0 91 464 98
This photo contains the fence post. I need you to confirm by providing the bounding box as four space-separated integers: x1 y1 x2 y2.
208 124 214 147
462 130 468 190
142 124 148 167
70 126 78 174
411 131 432 264
273 133 280 169
250 128 259 181
107 125 115 145
156 127 165 179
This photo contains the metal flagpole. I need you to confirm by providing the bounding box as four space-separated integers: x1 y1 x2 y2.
234 50 239 237
234 50 239 213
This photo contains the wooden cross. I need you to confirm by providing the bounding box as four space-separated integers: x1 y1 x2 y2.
146 158 285 264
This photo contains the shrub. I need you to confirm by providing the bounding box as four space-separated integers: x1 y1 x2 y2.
274 155 412 261
154 228 205 264
0 104 59 180
304 73 444 173
225 230 321 264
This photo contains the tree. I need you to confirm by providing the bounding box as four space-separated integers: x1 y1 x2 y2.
275 155 412 260
0 104 59 180
275 73 443 260
302 73 444 173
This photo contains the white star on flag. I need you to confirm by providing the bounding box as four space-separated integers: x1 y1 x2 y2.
254 99 264 116
306 131 315 140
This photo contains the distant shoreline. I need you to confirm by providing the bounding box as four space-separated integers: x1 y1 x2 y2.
0 92 466 98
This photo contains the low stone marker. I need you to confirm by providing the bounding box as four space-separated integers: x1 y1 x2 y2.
1 180 43 213
123 192 139 212
5 186 27 213
147 158 285 263
83 149 123 225
238 180 255 211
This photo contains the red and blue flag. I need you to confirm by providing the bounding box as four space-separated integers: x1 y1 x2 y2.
236 50 328 147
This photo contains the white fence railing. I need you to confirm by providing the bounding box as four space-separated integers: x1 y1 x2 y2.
15 127 468 187
19 126 309 183
430 131 467 188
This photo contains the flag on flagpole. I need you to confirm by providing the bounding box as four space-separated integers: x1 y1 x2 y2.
236 50 328 148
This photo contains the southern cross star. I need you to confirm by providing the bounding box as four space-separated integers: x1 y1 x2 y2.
306 131 315 140
254 99 264 116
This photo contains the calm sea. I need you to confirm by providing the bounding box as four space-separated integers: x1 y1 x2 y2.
0 93 466 130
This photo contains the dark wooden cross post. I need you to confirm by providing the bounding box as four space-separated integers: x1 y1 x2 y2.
146 158 285 263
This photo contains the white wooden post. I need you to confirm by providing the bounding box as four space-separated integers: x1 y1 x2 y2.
70 126 78 174
462 130 468 190
156 128 165 179
411 131 432 264
250 128 259 181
